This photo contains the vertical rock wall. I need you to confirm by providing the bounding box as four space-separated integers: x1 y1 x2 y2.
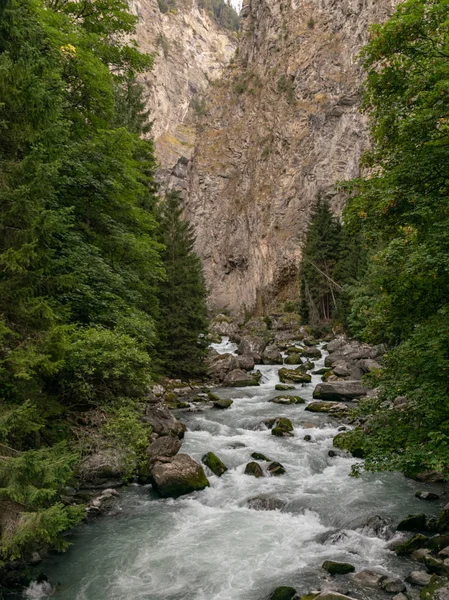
186 0 398 315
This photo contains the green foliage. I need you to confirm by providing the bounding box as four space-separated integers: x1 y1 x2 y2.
103 400 152 475
1 503 85 560
197 0 240 32
156 192 209 379
299 198 342 324
0 0 162 560
340 0 449 477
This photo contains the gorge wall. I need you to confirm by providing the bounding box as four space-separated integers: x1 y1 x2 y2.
185 0 398 316
133 0 398 316
130 0 236 190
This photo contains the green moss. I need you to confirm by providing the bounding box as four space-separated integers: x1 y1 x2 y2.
202 452 228 477
322 560 355 575
420 575 449 600
279 368 312 384
213 399 233 409
251 452 271 461
269 587 298 600
272 418 294 437
275 384 295 391
395 534 428 555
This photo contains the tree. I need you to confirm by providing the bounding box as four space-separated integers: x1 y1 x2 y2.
157 192 209 379
298 198 341 324
0 0 161 559
338 0 449 476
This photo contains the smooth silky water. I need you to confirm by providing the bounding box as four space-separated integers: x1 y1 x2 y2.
24 340 444 599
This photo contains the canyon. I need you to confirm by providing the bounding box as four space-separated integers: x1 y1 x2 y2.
135 0 398 315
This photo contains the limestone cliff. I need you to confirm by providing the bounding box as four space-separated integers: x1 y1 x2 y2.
130 0 236 189
185 0 398 315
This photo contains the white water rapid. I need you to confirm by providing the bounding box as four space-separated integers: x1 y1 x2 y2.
28 342 444 600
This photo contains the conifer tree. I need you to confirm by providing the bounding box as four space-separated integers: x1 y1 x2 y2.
157 192 209 379
298 198 341 324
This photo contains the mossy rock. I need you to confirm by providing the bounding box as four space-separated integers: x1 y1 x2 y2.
244 461 264 478
302 361 315 370
300 595 319 600
397 514 428 532
322 560 355 575
176 401 190 409
285 346 304 355
284 353 303 365
251 452 271 461
396 533 429 555
270 395 305 405
268 461 286 476
313 367 331 375
165 392 178 403
272 417 294 437
275 384 295 391
213 399 233 409
279 368 312 384
420 575 449 600
268 586 298 600
202 452 228 477
207 392 221 402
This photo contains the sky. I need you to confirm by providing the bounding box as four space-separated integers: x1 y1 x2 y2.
230 0 242 11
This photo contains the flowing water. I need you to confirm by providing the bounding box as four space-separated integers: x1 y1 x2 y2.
26 340 445 600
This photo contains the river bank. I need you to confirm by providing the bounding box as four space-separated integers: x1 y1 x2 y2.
11 316 449 600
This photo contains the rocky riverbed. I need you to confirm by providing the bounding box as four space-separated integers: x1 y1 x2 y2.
14 315 449 600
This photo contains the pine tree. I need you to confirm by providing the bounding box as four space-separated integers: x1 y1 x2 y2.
157 192 209 379
298 198 341 324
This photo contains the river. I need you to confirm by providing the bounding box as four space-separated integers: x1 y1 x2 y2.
25 339 444 600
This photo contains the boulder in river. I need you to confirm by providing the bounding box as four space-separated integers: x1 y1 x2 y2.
237 336 267 361
284 353 303 365
279 368 312 384
416 491 440 501
237 355 256 371
251 452 271 461
352 568 389 588
247 496 286 511
202 452 228 477
150 454 209 498
223 369 261 387
275 384 296 391
305 401 347 414
147 435 182 465
322 561 355 575
268 587 298 600
267 461 286 476
213 398 233 409
244 461 264 478
262 345 283 365
397 513 428 531
207 352 238 382
269 395 305 405
303 347 322 359
395 534 428 555
406 570 432 587
272 417 294 437
312 381 367 401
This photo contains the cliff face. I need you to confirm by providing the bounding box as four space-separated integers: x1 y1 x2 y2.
130 0 236 189
185 0 398 315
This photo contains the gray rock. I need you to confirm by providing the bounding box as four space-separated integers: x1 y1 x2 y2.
416 491 440 501
207 352 238 381
150 454 209 498
313 381 367 401
147 435 182 464
305 401 348 413
406 571 432 587
352 568 388 587
79 449 128 488
247 496 286 511
223 369 260 387
244 461 264 478
381 576 406 593
237 336 267 361
237 354 256 371
143 404 186 438
262 345 283 364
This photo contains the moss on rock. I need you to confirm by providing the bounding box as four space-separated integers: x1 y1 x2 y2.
202 452 228 477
